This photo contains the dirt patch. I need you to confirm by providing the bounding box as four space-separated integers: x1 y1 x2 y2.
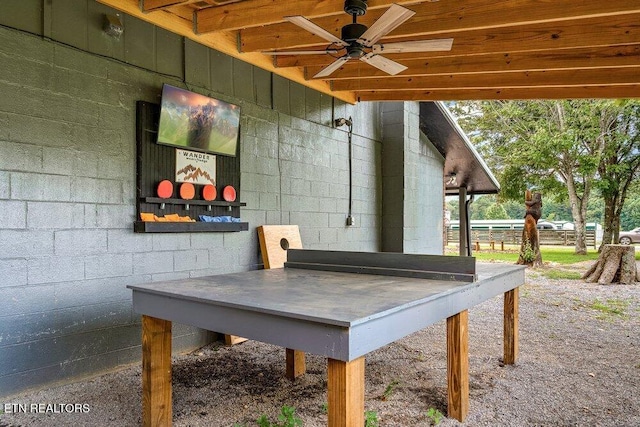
1 268 639 426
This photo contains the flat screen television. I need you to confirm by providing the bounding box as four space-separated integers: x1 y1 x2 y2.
157 84 240 157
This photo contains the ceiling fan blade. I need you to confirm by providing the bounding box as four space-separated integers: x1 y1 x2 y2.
313 56 350 78
262 49 341 55
371 38 454 54
284 16 348 47
356 4 415 47
360 53 407 75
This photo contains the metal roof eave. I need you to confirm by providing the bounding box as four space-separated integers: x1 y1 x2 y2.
419 102 500 196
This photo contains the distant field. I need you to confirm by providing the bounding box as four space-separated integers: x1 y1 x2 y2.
446 244 640 264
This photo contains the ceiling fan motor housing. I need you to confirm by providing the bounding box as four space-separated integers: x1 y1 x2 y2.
342 23 368 42
344 0 367 16
342 22 368 57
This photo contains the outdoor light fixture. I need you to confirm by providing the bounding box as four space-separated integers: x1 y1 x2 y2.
334 117 353 127
446 173 457 186
103 14 124 39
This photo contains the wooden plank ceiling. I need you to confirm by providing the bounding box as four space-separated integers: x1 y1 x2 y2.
98 0 640 103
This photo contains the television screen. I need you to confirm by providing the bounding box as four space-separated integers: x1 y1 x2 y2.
157 84 240 157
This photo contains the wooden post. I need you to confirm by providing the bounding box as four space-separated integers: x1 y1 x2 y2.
286 348 306 380
459 187 468 256
327 357 365 427
504 288 519 365
446 311 469 422
142 315 172 427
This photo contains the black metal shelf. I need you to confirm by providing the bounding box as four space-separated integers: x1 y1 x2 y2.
134 221 249 233
143 197 246 207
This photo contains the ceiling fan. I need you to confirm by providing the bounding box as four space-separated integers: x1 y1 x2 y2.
263 0 453 79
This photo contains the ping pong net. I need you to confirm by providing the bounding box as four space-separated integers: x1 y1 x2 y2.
284 249 476 282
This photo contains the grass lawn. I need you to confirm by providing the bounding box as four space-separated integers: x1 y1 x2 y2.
447 244 640 264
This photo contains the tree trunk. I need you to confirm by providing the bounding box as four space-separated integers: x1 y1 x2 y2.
517 190 543 267
599 195 618 252
582 244 639 284
565 173 590 255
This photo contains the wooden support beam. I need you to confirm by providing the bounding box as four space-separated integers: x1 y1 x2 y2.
446 310 469 422
327 357 365 427
196 0 424 33
302 44 640 79
355 85 640 101
504 288 519 365
240 8 640 53
142 315 172 427
141 0 187 12
286 348 307 380
201 0 640 35
331 67 640 91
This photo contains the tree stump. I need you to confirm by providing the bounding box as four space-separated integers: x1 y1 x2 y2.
582 244 639 284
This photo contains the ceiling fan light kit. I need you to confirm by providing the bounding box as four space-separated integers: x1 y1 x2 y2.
264 0 453 79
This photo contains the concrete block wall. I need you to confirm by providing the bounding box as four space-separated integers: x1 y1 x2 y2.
0 25 214 396
0 1 383 397
380 103 406 252
381 102 445 254
402 104 446 254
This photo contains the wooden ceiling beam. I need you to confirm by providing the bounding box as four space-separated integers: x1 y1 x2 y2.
142 0 196 12
252 15 640 63
331 67 640 91
305 45 640 80
95 1 640 102
195 0 427 33
162 4 200 20
265 12 640 67
97 0 357 103
355 85 640 101
239 0 640 52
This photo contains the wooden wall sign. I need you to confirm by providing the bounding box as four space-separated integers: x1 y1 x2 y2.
134 101 247 233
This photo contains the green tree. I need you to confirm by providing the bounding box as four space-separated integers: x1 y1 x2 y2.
485 203 509 219
469 195 496 220
542 198 574 222
446 198 459 220
452 100 634 254
502 199 524 219
620 184 640 231
594 100 640 249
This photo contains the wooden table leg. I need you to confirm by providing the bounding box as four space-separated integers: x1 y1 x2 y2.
446 310 469 422
142 315 172 427
327 357 365 427
504 287 519 365
286 348 306 380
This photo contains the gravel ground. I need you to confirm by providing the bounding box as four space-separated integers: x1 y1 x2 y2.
1 262 639 427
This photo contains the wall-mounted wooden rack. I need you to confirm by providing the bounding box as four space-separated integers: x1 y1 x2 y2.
134 221 249 233
135 101 246 233
143 197 246 208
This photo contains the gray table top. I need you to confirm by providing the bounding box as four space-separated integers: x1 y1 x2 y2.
128 263 523 328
